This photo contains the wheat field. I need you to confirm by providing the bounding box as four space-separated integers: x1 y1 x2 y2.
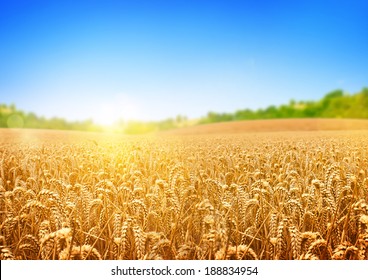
0 127 367 260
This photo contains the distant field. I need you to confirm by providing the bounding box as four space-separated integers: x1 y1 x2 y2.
165 118 368 135
1 126 368 260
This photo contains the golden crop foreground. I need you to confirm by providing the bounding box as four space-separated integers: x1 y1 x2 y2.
0 129 367 260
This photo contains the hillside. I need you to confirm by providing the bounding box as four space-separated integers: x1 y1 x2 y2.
163 118 368 135
1 87 368 133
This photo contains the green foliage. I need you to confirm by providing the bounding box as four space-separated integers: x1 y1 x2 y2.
1 87 367 133
0 104 103 132
0 104 189 134
199 88 368 124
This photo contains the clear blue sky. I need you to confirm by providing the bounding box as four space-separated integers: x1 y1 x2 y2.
1 0 367 125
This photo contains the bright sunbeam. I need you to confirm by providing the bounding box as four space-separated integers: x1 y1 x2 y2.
93 95 142 126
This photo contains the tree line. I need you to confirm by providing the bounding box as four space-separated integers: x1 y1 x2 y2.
0 104 103 131
1 87 368 133
199 88 368 124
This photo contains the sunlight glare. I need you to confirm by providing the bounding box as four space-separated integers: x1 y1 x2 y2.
93 95 142 126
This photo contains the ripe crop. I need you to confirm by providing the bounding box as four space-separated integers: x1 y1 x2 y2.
1 129 367 260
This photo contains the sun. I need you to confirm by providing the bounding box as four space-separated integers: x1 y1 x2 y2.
93 97 142 127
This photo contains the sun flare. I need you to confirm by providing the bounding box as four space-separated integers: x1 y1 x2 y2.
93 96 142 126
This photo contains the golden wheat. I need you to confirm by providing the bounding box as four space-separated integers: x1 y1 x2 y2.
0 129 367 259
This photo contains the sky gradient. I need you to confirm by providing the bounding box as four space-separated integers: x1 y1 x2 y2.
1 0 367 125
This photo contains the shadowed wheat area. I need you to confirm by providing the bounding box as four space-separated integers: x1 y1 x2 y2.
0 128 368 260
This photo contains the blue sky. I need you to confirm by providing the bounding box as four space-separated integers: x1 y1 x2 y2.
0 0 367 125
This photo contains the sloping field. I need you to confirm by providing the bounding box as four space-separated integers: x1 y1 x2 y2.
165 118 368 135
